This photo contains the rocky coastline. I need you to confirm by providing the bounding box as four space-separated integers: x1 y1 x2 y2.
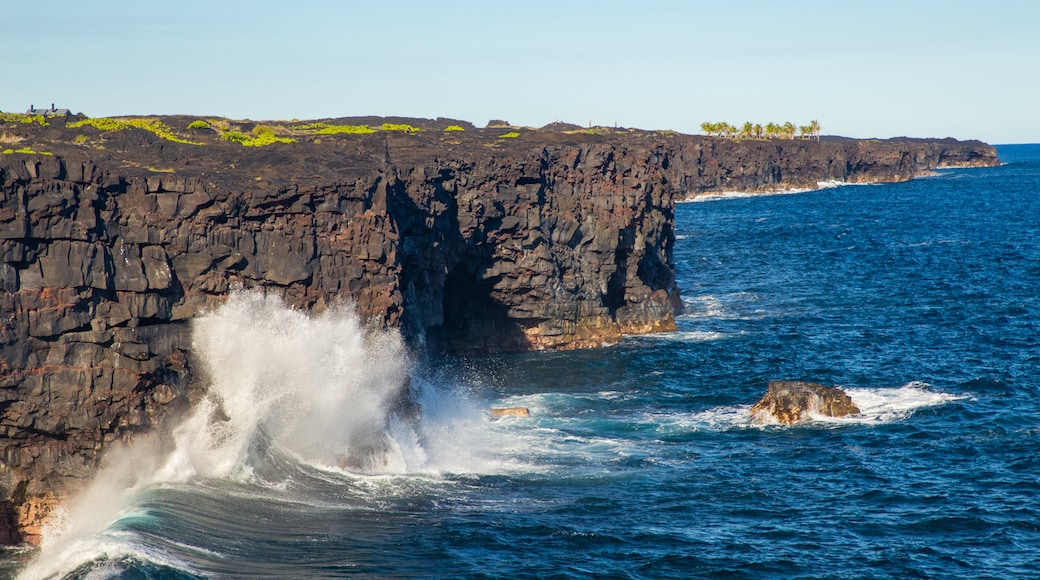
0 114 999 544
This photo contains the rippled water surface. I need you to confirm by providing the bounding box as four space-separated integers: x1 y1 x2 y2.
8 145 1040 579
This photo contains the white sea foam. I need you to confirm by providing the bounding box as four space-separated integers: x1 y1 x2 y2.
640 330 730 343
680 293 763 321
838 382 970 425
682 179 875 202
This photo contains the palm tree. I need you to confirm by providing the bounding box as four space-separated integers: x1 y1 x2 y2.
809 119 821 141
753 123 763 139
765 122 778 140
782 121 796 140
799 124 812 140
740 122 754 140
721 122 736 139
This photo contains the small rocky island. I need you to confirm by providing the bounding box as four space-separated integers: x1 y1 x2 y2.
751 381 862 425
0 112 998 544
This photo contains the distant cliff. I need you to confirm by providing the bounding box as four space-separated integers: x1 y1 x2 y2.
0 115 999 544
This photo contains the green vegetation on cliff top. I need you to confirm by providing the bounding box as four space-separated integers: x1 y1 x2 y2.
0 113 50 127
68 117 204 145
220 125 296 147
2 147 53 155
290 122 377 135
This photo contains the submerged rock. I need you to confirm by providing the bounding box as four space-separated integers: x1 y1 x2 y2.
750 381 860 425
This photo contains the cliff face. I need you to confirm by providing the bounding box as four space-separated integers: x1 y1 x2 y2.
0 116 998 544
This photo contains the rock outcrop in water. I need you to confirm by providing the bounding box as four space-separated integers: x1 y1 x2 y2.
0 114 997 543
750 380 861 425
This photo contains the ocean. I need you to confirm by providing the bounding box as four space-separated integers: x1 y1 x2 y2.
5 144 1039 579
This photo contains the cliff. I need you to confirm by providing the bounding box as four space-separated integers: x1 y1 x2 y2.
0 115 998 544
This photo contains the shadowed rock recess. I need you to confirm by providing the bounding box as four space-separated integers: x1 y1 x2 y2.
0 115 998 543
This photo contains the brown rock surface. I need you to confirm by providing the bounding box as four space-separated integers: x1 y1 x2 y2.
750 380 861 425
0 114 997 543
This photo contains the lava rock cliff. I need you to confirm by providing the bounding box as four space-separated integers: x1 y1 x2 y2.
0 115 998 543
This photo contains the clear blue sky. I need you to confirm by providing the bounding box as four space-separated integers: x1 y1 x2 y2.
6 0 1038 143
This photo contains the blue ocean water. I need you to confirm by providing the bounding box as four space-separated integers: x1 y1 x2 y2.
7 145 1040 579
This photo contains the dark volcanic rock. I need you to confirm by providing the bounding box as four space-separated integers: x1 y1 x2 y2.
0 115 997 543
750 380 861 425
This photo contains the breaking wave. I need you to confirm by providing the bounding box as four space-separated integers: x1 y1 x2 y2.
19 291 530 579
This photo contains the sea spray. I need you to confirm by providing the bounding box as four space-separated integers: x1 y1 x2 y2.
169 290 413 478
20 291 535 578
20 292 415 578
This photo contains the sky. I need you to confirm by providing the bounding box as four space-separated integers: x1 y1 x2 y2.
5 0 1039 143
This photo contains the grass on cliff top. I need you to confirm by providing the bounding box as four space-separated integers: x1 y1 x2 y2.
290 121 421 135
68 117 203 145
564 127 618 136
380 123 421 133
219 124 297 147
290 122 377 135
0 113 50 127
498 131 520 139
2 147 53 156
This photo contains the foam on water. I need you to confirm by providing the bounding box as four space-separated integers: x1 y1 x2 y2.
639 330 730 343
838 382 971 425
679 293 764 321
653 382 966 433
683 179 876 202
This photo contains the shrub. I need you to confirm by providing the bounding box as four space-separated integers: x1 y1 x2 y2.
499 131 520 139
380 123 421 133
290 122 329 131
220 129 295 147
443 125 465 132
73 135 88 144
187 120 211 130
219 130 249 144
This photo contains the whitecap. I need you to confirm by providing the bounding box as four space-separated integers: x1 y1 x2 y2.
680 293 762 321
838 382 970 425
640 330 730 343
